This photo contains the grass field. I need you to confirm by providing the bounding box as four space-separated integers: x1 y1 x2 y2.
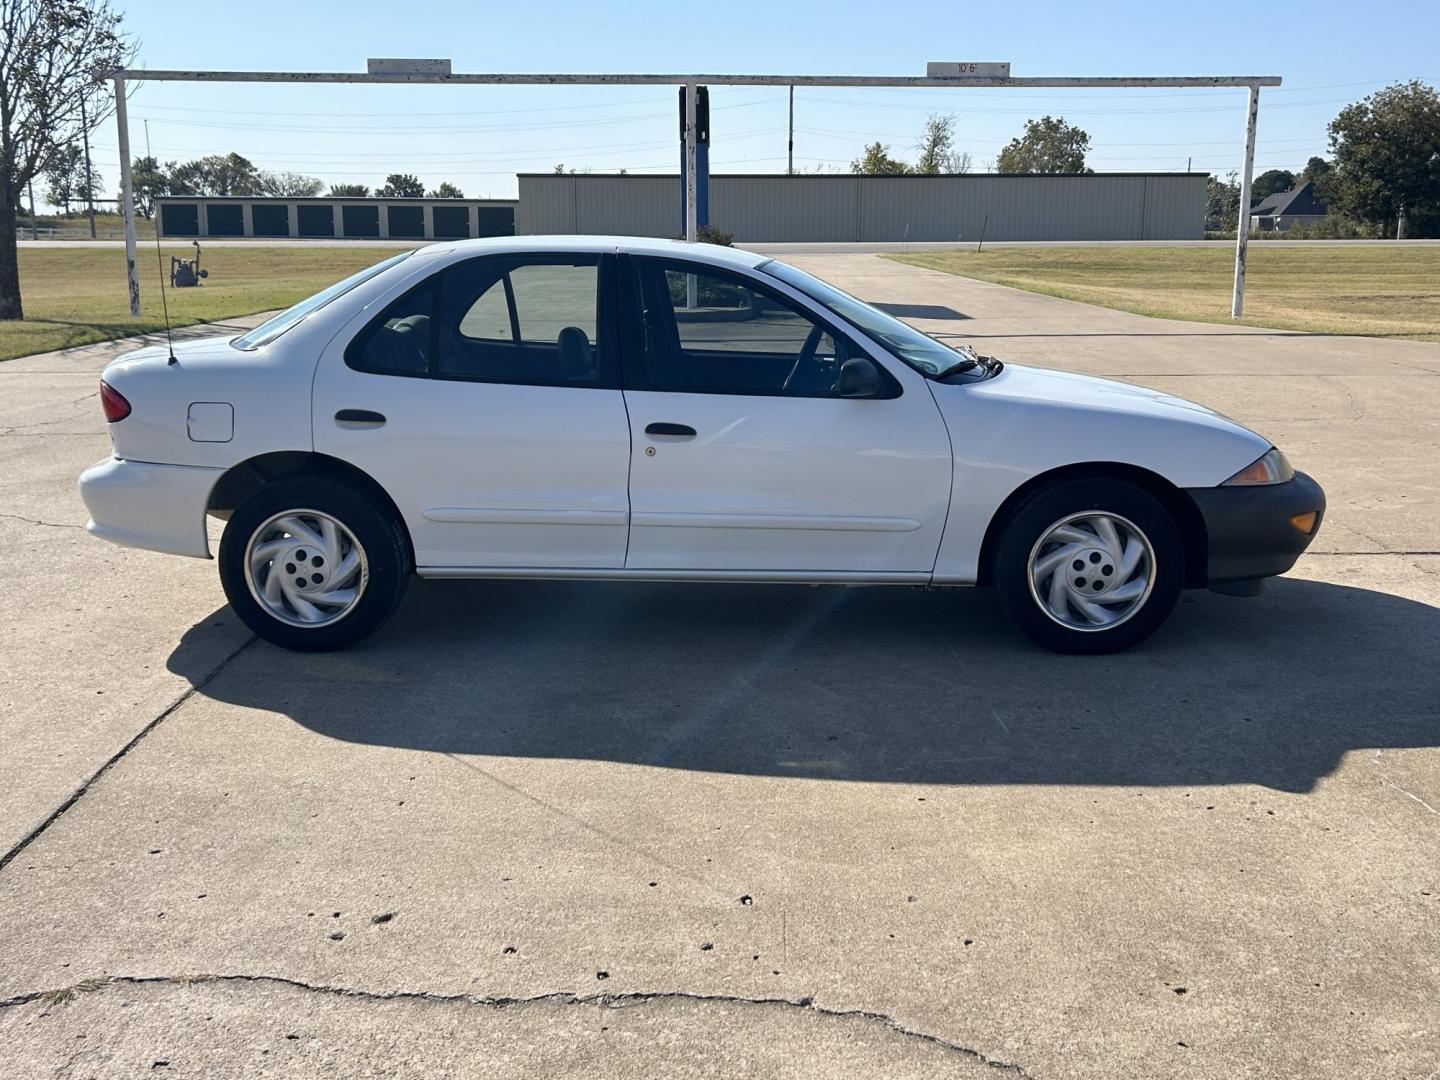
6 242 1439 362
1 245 405 361
889 246 1440 341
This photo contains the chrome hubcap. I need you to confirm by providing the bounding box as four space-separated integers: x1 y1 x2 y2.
243 510 367 628
1026 511 1155 632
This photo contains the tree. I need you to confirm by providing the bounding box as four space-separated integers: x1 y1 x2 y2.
168 152 262 196
328 183 370 197
428 181 464 198
259 170 323 197
1300 156 1333 185
1251 169 1296 200
128 155 167 217
44 143 93 213
851 142 911 175
915 115 955 175
912 115 974 175
377 172 424 198
996 116 1091 174
1205 171 1241 232
0 0 132 319
1324 80 1440 238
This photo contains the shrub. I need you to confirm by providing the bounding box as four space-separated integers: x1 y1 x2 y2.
693 224 733 246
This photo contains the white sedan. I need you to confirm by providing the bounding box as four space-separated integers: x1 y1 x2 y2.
80 237 1324 653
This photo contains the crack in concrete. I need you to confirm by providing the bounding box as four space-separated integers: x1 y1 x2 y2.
0 973 1032 1075
1372 750 1440 818
1307 550 1440 556
4 409 96 433
0 636 257 875
0 431 97 437
0 512 86 530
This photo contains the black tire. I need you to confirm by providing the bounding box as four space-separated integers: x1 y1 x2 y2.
993 478 1183 654
219 475 411 652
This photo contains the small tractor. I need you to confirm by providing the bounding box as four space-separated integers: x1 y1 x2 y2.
170 240 208 288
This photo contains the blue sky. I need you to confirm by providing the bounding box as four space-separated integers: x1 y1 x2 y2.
81 0 1440 201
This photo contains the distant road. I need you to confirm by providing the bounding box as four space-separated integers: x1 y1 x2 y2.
17 237 1438 254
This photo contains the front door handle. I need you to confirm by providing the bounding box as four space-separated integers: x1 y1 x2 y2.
645 422 696 438
335 409 386 426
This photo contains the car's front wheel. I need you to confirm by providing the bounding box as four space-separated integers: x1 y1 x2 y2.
219 476 410 651
994 478 1183 654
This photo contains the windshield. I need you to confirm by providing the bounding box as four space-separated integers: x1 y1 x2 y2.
231 251 414 351
759 259 972 377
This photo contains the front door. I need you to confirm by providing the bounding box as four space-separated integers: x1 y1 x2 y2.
313 253 631 569
620 256 953 574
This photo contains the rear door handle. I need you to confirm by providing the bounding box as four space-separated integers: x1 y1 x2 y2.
335 409 386 425
645 422 696 438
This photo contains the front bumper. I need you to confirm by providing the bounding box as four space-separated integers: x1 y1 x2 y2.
1185 470 1325 585
78 456 222 559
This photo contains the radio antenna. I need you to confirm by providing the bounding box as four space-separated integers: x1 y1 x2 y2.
145 119 177 365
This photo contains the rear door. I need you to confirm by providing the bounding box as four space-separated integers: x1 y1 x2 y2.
313 253 632 569
619 255 953 574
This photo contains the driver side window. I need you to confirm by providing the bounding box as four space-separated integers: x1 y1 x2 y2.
634 258 857 397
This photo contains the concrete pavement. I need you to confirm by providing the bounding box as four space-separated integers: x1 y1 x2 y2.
0 257 1436 1079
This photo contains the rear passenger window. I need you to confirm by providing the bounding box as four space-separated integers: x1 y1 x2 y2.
345 279 434 376
458 278 512 341
439 258 602 385
344 255 617 386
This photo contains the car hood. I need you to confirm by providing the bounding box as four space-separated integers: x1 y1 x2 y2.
930 362 1272 489
966 362 1257 436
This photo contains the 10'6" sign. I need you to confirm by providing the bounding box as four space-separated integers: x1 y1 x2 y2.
926 62 1012 78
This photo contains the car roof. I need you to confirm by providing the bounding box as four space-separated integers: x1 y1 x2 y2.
425 234 770 270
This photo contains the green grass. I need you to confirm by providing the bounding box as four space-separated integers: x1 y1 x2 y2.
1 245 405 361
888 246 1440 341
21 210 157 239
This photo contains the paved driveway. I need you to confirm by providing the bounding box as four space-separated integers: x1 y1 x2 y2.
1 257 1436 1079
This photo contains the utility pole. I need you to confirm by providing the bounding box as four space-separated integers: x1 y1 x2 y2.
27 177 38 238
115 74 140 316
1186 156 1191 173
788 85 794 175
1230 84 1260 318
80 97 97 239
683 80 698 242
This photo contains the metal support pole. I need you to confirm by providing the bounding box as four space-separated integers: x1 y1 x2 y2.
683 80 698 242
114 76 140 316
80 97 96 238
1231 83 1259 319
787 85 794 174
27 178 38 238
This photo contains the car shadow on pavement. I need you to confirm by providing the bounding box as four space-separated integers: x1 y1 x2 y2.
168 576 1439 793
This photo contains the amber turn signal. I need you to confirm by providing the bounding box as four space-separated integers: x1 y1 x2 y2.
1289 511 1318 534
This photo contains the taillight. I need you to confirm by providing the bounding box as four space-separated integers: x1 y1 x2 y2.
99 380 131 423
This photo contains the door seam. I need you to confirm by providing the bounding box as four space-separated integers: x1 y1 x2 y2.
620 388 635 568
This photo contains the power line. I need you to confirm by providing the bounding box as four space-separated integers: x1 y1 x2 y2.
123 85 763 119
796 124 1326 148
797 94 1362 116
106 128 787 163
799 76 1431 104
130 95 783 135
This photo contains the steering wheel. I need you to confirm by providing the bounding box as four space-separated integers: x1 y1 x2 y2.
783 324 825 393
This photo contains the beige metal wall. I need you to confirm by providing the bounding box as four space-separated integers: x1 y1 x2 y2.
517 173 1206 241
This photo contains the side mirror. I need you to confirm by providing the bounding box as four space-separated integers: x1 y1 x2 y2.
837 357 882 398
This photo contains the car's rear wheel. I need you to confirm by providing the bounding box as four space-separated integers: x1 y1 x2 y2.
994 478 1183 654
219 476 410 651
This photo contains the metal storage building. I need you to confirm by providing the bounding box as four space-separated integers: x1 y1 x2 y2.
155 195 517 241
517 173 1206 242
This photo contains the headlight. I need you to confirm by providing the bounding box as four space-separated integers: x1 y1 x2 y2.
1223 447 1295 486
